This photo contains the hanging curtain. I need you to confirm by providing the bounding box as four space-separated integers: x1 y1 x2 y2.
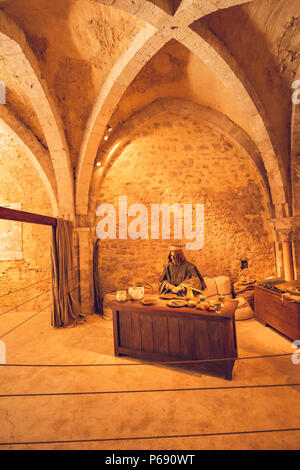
93 238 103 315
51 218 81 327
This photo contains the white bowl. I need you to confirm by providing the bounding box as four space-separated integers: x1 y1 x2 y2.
128 287 144 300
116 290 127 302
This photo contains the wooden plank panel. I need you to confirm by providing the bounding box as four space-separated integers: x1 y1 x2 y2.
223 319 237 357
152 314 170 355
283 300 300 328
207 319 226 358
254 286 300 340
263 312 298 341
130 311 142 351
178 317 196 359
118 310 133 348
193 319 210 359
140 313 154 352
113 301 238 379
112 310 121 355
167 316 181 356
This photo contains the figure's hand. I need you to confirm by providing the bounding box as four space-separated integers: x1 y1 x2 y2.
171 286 180 293
172 285 185 294
177 285 186 293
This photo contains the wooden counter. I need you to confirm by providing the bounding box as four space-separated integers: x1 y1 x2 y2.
112 298 238 380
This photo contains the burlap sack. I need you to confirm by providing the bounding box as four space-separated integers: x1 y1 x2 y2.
235 296 254 321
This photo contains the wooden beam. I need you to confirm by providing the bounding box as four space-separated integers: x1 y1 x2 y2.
0 206 57 227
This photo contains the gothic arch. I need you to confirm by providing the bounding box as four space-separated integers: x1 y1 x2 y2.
76 0 286 217
94 0 252 30
0 112 58 215
0 10 73 218
88 98 273 220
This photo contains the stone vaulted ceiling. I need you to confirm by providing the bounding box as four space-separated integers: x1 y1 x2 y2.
0 0 298 219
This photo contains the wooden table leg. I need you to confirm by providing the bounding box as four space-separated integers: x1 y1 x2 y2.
224 360 234 380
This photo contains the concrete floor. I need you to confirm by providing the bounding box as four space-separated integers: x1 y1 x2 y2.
0 309 300 450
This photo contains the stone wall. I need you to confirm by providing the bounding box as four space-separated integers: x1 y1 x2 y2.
91 111 275 296
0 131 53 315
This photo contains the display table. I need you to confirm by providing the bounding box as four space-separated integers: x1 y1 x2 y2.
254 286 300 341
112 298 238 380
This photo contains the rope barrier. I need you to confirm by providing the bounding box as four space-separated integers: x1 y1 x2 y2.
0 284 80 340
0 351 295 367
0 276 297 366
0 382 299 399
0 266 79 299
0 275 52 298
0 427 300 446
0 270 80 318
0 287 53 318
0 304 51 340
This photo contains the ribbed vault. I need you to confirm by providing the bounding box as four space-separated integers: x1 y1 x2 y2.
0 10 73 217
76 0 287 219
88 98 274 221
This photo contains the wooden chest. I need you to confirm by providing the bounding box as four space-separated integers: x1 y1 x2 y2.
112 299 238 380
254 286 300 341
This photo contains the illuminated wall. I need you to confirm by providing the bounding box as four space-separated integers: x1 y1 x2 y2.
91 111 275 295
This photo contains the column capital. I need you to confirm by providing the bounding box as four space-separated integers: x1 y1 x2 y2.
278 229 294 243
269 216 300 242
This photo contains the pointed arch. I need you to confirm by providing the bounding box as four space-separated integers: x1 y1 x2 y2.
95 0 253 29
186 23 289 213
88 98 273 219
0 110 58 215
76 21 285 215
76 24 170 214
0 10 73 218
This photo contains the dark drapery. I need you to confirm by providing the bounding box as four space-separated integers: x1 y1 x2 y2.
51 218 81 327
93 238 103 315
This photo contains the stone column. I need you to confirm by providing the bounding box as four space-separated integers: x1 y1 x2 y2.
76 227 94 315
270 217 300 281
279 231 294 281
274 240 283 278
291 228 300 280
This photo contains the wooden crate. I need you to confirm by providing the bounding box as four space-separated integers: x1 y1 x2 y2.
254 286 300 341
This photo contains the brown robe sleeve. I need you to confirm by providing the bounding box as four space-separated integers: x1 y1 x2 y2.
181 265 207 291
159 265 176 294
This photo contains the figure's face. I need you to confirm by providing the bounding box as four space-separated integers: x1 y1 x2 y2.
170 251 176 263
170 250 183 264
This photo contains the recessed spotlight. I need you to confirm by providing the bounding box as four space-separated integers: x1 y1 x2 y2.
96 162 102 167
104 135 108 141
107 125 112 132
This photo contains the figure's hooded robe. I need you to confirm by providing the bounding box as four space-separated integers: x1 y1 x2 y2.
159 261 207 295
